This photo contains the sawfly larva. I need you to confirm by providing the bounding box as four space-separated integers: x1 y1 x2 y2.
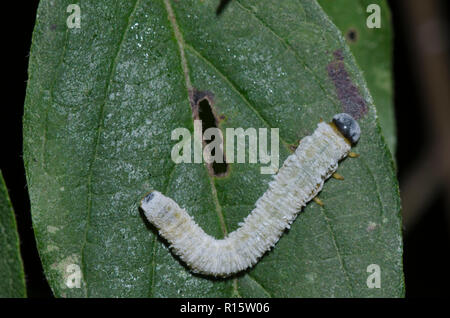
141 113 361 277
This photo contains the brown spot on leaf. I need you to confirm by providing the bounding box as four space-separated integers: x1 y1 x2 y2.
346 28 358 43
327 49 367 119
190 89 215 108
189 89 215 119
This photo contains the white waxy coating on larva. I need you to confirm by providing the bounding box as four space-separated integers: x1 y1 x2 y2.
141 121 354 277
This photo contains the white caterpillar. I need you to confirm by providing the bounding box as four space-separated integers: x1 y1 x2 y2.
141 113 361 277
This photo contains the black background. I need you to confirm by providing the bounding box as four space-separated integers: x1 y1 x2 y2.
1 0 449 298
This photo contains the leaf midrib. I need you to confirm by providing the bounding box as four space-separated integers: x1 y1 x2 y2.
163 0 240 297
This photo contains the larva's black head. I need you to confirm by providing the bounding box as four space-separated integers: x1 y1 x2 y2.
332 113 361 145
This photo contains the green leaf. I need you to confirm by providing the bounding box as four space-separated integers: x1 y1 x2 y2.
0 172 26 298
24 0 403 297
318 0 396 156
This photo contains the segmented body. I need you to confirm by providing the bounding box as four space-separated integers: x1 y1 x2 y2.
141 116 358 277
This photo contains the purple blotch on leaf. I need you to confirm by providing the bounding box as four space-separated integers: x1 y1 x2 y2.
327 49 367 119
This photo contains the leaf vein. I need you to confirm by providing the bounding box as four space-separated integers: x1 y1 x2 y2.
319 206 355 296
234 0 339 109
246 274 273 298
185 44 292 150
163 0 239 297
80 0 142 297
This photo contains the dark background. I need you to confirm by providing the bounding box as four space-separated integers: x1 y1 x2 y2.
1 0 449 298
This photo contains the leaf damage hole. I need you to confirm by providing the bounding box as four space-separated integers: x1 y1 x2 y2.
191 90 229 177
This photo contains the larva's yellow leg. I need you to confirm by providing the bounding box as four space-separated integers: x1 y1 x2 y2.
332 172 345 180
313 197 325 206
349 152 360 158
